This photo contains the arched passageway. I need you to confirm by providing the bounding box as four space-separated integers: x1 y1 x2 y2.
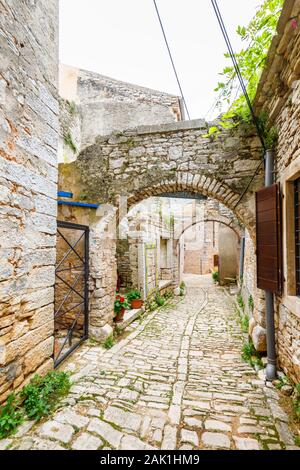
177 218 241 284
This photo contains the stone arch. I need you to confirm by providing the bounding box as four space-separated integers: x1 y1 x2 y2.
176 217 243 245
124 173 255 239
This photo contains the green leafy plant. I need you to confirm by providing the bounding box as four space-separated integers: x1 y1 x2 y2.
179 281 186 296
248 294 254 312
242 340 256 361
0 393 23 439
212 270 219 284
293 383 300 421
155 292 165 307
241 340 263 369
63 131 77 153
0 371 71 438
66 100 76 115
241 314 250 334
274 374 291 390
103 334 115 350
114 293 129 313
237 293 245 310
164 289 174 300
20 371 71 421
149 301 158 311
205 0 283 144
126 289 142 302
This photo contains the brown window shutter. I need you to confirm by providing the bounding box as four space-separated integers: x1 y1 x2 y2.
256 183 282 294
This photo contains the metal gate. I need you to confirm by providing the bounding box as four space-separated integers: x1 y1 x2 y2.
54 221 89 366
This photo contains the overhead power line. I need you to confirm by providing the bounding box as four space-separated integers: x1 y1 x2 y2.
152 0 191 120
210 0 267 211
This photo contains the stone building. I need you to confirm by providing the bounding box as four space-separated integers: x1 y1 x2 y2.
181 198 241 283
1 0 300 401
56 64 185 348
242 0 300 383
0 1 59 402
58 63 183 163
117 197 176 298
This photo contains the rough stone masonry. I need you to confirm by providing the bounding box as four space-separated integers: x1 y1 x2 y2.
60 119 263 234
0 0 59 402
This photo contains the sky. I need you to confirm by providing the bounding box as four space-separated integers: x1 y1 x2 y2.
59 0 262 120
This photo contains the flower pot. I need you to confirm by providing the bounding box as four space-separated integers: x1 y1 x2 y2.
131 299 143 309
114 307 125 323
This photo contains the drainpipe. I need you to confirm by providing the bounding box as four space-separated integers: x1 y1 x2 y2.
239 235 245 282
264 149 277 381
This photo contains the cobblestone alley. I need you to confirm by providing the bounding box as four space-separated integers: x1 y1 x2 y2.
1 276 299 451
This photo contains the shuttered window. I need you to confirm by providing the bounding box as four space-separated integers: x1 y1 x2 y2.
295 178 300 296
256 183 282 294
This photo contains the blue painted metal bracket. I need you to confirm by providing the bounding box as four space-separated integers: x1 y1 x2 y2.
58 200 100 209
57 191 73 198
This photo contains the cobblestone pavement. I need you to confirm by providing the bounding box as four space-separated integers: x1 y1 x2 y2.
1 275 299 451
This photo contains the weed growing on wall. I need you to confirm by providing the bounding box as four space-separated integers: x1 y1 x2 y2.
248 294 254 312
155 292 165 307
212 271 219 284
66 100 76 115
241 314 250 334
103 334 115 350
0 394 23 439
63 131 77 153
0 371 71 438
237 293 245 311
241 339 263 369
293 383 300 421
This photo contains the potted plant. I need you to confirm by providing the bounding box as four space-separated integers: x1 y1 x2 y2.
114 293 129 323
126 288 143 309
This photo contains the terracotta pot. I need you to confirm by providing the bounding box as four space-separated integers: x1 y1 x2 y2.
131 299 143 309
114 307 125 323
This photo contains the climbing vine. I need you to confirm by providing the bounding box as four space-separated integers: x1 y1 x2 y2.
205 0 284 145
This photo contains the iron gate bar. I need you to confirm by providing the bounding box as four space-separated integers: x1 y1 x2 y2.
54 221 89 367
55 309 84 366
56 229 85 268
56 230 85 271
55 273 85 300
54 271 85 318
56 264 85 274
54 301 85 320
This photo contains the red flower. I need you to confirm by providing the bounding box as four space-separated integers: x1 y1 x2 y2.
116 295 120 300
291 19 298 30
120 297 125 302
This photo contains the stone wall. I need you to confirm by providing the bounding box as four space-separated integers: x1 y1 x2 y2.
184 221 218 275
57 203 117 344
116 240 132 289
0 0 59 401
60 119 263 236
218 225 239 284
251 0 300 379
59 64 182 154
117 205 175 298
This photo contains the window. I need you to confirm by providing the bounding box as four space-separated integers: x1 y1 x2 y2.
294 178 300 296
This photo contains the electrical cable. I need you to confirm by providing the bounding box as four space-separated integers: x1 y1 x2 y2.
152 0 191 120
211 0 266 152
211 0 268 210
